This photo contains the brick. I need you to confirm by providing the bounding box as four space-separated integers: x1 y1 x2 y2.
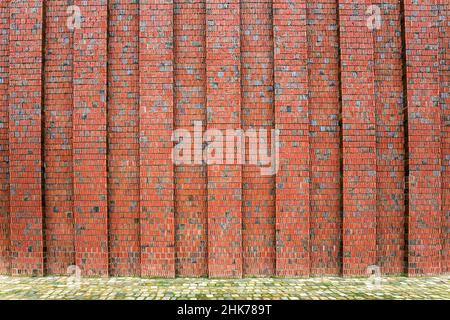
307 0 342 276
206 0 243 278
139 0 175 278
273 0 310 276
0 0 9 275
373 0 406 275
107 0 140 276
0 0 447 278
339 0 377 276
174 0 208 277
241 0 276 276
8 0 44 276
439 0 449 275
44 0 75 275
404 0 442 275
72 0 109 276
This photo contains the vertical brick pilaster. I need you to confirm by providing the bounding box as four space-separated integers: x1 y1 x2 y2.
273 0 310 276
173 0 207 277
44 0 75 275
338 0 377 276
139 0 175 278
1 0 448 279
206 0 243 278
404 0 442 276
8 0 44 276
307 0 342 276
73 0 108 276
0 0 9 275
241 0 276 277
373 0 406 275
439 0 449 275
108 0 140 277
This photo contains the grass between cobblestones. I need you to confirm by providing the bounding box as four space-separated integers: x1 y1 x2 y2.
0 276 448 300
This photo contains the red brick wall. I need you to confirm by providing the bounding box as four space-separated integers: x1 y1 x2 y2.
0 0 10 275
72 0 109 276
8 0 45 276
307 0 342 276
0 0 448 277
44 0 75 275
139 0 175 278
339 0 378 276
241 0 276 277
440 0 450 275
404 0 442 275
108 0 140 276
373 0 405 275
206 0 243 278
173 0 208 277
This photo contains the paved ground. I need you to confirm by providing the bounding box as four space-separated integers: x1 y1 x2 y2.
0 275 448 300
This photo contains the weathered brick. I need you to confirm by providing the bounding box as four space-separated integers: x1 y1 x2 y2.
0 0 447 278
307 0 341 276
139 0 175 278
72 0 109 276
8 0 44 276
404 0 442 275
339 0 377 276
273 0 310 276
0 0 9 275
108 0 140 276
44 0 75 275
206 0 243 278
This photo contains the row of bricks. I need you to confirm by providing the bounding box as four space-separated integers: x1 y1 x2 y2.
0 0 448 277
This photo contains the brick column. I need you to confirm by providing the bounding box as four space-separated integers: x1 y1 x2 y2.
0 1 9 275
173 0 208 277
241 0 276 276
8 0 44 276
73 0 109 276
439 0 449 275
373 0 406 275
44 0 75 275
139 0 175 277
108 0 140 276
273 0 310 276
307 0 342 276
338 0 377 276
404 0 442 275
206 0 243 278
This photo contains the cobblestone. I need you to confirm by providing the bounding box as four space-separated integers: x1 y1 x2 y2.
0 276 448 300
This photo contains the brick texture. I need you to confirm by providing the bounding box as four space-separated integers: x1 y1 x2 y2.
339 0 377 276
107 0 140 276
8 0 44 276
0 1 9 275
273 0 310 277
439 0 449 275
44 0 75 275
174 0 208 277
139 0 175 278
206 0 243 278
72 0 109 276
241 0 276 276
373 0 406 275
0 0 448 277
404 0 442 275
307 0 342 276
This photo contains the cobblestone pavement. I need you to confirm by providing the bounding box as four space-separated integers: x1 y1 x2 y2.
0 275 448 300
